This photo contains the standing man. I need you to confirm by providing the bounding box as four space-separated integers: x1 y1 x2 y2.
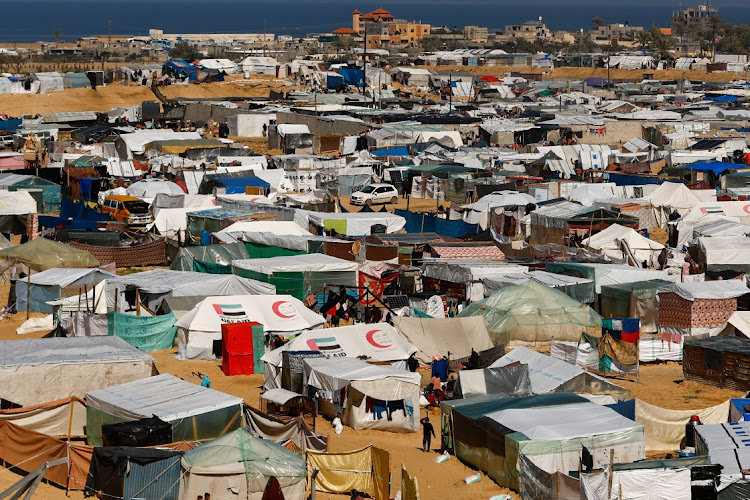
420 415 435 452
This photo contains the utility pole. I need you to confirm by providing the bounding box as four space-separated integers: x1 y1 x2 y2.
108 20 112 43
263 18 267 57
449 72 452 111
362 28 367 96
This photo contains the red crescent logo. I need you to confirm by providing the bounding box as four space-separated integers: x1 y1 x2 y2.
743 205 750 214
272 301 296 319
366 329 392 348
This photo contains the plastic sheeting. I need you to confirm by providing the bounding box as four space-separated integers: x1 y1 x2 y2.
459 280 602 345
635 398 730 451
107 311 177 351
86 374 243 446
307 446 390 500
392 316 494 365
583 223 664 266
658 280 750 301
454 364 532 399
0 397 86 438
171 242 250 271
243 405 327 452
580 467 691 500
0 336 154 406
181 428 306 499
0 238 99 281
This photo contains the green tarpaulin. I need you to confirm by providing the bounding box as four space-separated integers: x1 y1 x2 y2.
107 311 178 351
193 259 232 274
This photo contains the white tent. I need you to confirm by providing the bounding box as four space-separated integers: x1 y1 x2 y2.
461 191 537 227
220 220 311 237
392 316 494 365
643 182 701 211
303 357 420 433
117 131 202 156
198 58 240 74
262 323 417 390
0 191 37 215
0 336 155 406
176 295 324 360
583 223 664 267
725 311 750 337
127 178 185 200
698 237 750 272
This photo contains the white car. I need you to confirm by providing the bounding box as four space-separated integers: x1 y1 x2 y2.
350 184 399 206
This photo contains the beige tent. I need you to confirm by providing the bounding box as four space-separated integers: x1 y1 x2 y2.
0 397 86 438
392 316 494 364
307 446 390 500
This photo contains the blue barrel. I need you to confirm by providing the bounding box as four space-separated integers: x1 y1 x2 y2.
200 230 211 246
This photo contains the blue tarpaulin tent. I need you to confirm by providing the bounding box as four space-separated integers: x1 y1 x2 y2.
709 95 740 103
685 161 736 175
61 197 111 222
372 147 409 157
338 67 365 87
0 119 21 131
214 177 270 194
394 209 478 237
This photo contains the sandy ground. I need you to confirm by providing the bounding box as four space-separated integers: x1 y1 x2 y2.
0 75 296 116
0 285 744 500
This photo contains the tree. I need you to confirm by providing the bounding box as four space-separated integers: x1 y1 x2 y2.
651 32 674 61
592 17 605 29
634 30 651 51
707 15 724 57
53 29 61 44
168 41 200 61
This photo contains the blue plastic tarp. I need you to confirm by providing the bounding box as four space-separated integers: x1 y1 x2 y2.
394 209 478 237
0 119 22 132
710 95 740 103
730 398 750 422
605 399 636 421
372 147 409 157
326 74 344 89
685 161 736 174
38 215 99 230
338 68 365 87
61 197 111 222
79 178 97 200
215 176 270 194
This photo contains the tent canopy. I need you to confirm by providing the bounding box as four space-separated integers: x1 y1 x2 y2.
392 316 494 365
303 357 420 393
0 238 99 279
658 280 749 301
262 323 417 367
583 223 664 265
459 280 602 345
643 182 701 210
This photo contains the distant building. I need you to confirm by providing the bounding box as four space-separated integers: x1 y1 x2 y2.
671 4 719 55
333 8 430 48
464 25 489 43
589 23 644 47
504 18 551 40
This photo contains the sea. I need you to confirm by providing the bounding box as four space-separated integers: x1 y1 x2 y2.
2 0 750 43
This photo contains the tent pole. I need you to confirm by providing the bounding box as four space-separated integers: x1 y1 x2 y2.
66 401 74 442
607 448 614 498
136 289 140 316
25 272 30 320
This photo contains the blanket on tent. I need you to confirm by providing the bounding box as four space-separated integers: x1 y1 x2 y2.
107 312 177 351
67 239 166 267
599 334 639 366
306 446 390 500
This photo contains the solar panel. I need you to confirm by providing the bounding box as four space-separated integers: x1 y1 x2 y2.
383 295 410 309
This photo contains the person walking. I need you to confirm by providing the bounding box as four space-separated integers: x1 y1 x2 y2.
420 415 435 452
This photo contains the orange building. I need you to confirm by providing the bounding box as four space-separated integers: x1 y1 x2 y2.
333 8 430 47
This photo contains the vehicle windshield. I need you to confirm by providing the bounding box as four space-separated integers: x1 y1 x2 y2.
123 201 150 214
359 186 377 193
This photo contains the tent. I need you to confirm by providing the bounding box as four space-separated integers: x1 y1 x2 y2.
244 405 327 452
600 280 670 333
454 363 532 399
582 223 664 267
306 210 406 237
482 270 595 304
684 336 750 391
107 269 275 313
460 191 536 228
658 280 749 338
698 237 750 273
724 311 750 338
693 422 750 495
0 238 99 281
126 179 184 200
85 447 182 500
303 357 420 433
0 174 60 212
545 261 669 295
0 397 86 438
232 254 359 300
15 267 114 313
307 446 390 500
459 280 602 346
392 316 494 365
175 295 325 360
448 393 644 491
0 336 154 406
170 242 251 272
262 323 417 390
643 182 701 211
490 346 629 401
180 428 306 500
86 374 243 446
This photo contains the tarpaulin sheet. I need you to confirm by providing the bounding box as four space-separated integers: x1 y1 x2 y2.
635 399 730 451
0 397 86 438
394 209 478 237
193 259 232 274
38 215 99 230
606 399 636 421
307 446 389 499
393 316 494 365
580 467 691 500
520 454 580 500
243 406 327 452
401 463 420 500
107 311 178 351
61 196 111 222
